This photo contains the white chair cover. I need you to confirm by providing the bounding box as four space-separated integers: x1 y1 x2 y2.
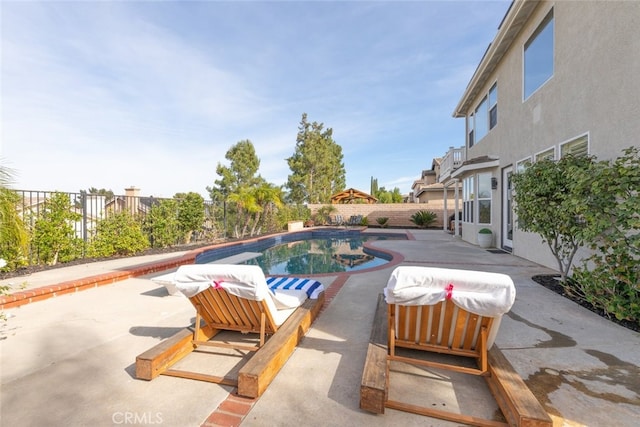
384 266 515 317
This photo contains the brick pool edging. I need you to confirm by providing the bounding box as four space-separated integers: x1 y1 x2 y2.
0 227 413 310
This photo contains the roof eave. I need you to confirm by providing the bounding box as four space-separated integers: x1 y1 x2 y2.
453 0 542 118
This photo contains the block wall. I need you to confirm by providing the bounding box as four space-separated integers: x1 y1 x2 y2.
308 203 447 228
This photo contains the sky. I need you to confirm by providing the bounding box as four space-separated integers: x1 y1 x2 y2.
1 0 511 199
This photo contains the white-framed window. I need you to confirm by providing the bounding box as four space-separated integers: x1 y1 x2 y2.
535 146 555 162
475 97 489 142
467 82 498 147
463 176 474 223
477 173 492 224
489 83 498 130
524 9 554 100
463 174 492 225
560 134 589 157
516 157 532 173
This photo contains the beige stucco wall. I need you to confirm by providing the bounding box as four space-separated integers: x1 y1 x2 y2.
456 0 640 270
416 187 457 204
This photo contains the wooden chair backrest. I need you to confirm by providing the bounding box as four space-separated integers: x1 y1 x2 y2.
389 298 494 360
189 288 278 335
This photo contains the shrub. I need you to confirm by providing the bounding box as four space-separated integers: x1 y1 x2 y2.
570 147 640 323
314 205 337 225
478 228 492 234
409 210 437 228
89 211 149 257
511 155 602 282
32 192 83 265
376 217 389 228
176 192 205 243
143 199 181 248
0 188 29 270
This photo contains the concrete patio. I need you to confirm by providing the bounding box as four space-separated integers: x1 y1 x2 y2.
1 230 638 426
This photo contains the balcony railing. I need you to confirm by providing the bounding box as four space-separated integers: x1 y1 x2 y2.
439 146 465 182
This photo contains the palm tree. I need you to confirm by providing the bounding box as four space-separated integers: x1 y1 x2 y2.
0 160 29 269
227 186 260 238
249 182 283 236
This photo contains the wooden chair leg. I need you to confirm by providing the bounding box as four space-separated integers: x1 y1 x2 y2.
194 310 202 346
479 326 488 374
259 312 266 347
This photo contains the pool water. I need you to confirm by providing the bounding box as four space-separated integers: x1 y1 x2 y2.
241 235 398 275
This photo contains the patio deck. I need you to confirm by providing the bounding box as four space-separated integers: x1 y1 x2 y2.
1 230 638 426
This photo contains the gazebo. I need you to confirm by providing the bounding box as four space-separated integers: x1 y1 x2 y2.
330 188 378 204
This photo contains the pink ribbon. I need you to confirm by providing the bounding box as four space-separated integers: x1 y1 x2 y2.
212 280 223 289
445 283 454 300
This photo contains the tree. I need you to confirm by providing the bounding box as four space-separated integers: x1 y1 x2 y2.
84 187 114 199
370 177 379 196
207 140 277 239
207 139 261 199
175 192 205 243
249 182 283 236
0 162 29 269
511 155 603 282
286 113 346 204
373 186 403 203
32 192 82 265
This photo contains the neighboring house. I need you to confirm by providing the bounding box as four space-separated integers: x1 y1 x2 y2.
411 159 459 205
15 191 105 241
104 187 155 216
441 0 640 270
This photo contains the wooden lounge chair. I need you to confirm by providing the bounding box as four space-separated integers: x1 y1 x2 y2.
383 266 517 425
136 264 325 396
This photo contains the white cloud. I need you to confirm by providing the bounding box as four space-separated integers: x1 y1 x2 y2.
1 0 512 199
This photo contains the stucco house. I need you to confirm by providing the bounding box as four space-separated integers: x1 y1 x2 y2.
441 0 640 270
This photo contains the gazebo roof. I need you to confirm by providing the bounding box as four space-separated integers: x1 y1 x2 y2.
330 188 378 204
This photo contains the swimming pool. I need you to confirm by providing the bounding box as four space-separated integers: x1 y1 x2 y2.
194 230 406 276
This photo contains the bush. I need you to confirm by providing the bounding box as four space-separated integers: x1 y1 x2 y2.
513 146 639 323
176 192 205 243
0 188 29 270
89 211 149 257
314 205 337 225
570 147 640 323
32 192 83 265
143 199 181 248
376 217 389 228
409 210 437 228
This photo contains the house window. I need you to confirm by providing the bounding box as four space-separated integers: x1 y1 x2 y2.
524 10 554 99
489 83 498 129
468 83 497 147
477 173 492 224
463 176 474 223
475 97 488 142
535 147 555 162
516 157 532 173
560 134 589 157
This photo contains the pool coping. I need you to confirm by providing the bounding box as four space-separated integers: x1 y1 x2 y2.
0 228 412 310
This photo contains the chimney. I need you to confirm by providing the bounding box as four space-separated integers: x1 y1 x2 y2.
125 186 140 216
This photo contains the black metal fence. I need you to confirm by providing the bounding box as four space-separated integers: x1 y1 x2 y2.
13 190 221 264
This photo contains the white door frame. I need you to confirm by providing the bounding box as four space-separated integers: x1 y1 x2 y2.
502 166 514 250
